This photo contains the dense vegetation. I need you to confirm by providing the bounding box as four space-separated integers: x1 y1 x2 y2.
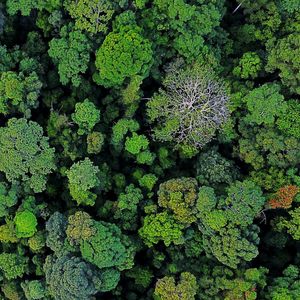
0 0 300 299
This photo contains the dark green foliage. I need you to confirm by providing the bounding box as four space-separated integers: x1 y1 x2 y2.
44 255 100 300
0 1 300 299
265 265 300 299
0 181 18 218
196 148 238 187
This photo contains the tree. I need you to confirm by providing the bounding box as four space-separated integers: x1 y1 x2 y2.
154 272 198 300
111 118 140 152
157 178 198 225
0 118 56 193
21 280 48 300
196 148 238 187
139 211 185 247
6 0 44 15
0 181 18 218
87 131 104 154
196 183 263 268
114 184 143 231
71 99 100 135
277 99 300 138
66 158 100 206
14 209 38 238
266 33 300 94
222 180 266 227
275 207 300 240
44 255 101 300
48 25 92 87
147 61 230 150
80 220 135 271
93 12 153 87
233 52 262 79
64 0 115 34
0 253 28 280
268 185 299 209
45 212 70 255
66 211 96 246
0 70 42 117
243 84 287 126
265 265 300 299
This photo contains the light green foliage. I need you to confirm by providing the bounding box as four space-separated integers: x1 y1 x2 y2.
0 253 28 280
87 131 104 154
114 184 143 230
48 25 92 87
0 71 42 117
64 0 115 34
265 265 300 299
243 84 287 126
196 148 238 187
196 183 262 268
80 221 135 270
21 280 47 300
44 255 101 300
111 118 140 152
94 14 153 87
266 33 300 94
0 118 56 193
138 173 158 191
66 158 100 206
154 272 197 300
125 132 149 155
158 178 198 225
0 181 18 218
71 99 100 135
14 210 37 238
147 62 229 149
277 99 300 138
233 52 262 79
66 211 96 246
136 149 156 165
139 211 185 247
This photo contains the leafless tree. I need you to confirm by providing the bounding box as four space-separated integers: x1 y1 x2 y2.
150 60 230 149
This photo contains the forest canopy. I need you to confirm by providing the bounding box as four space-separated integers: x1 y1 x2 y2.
0 0 300 299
